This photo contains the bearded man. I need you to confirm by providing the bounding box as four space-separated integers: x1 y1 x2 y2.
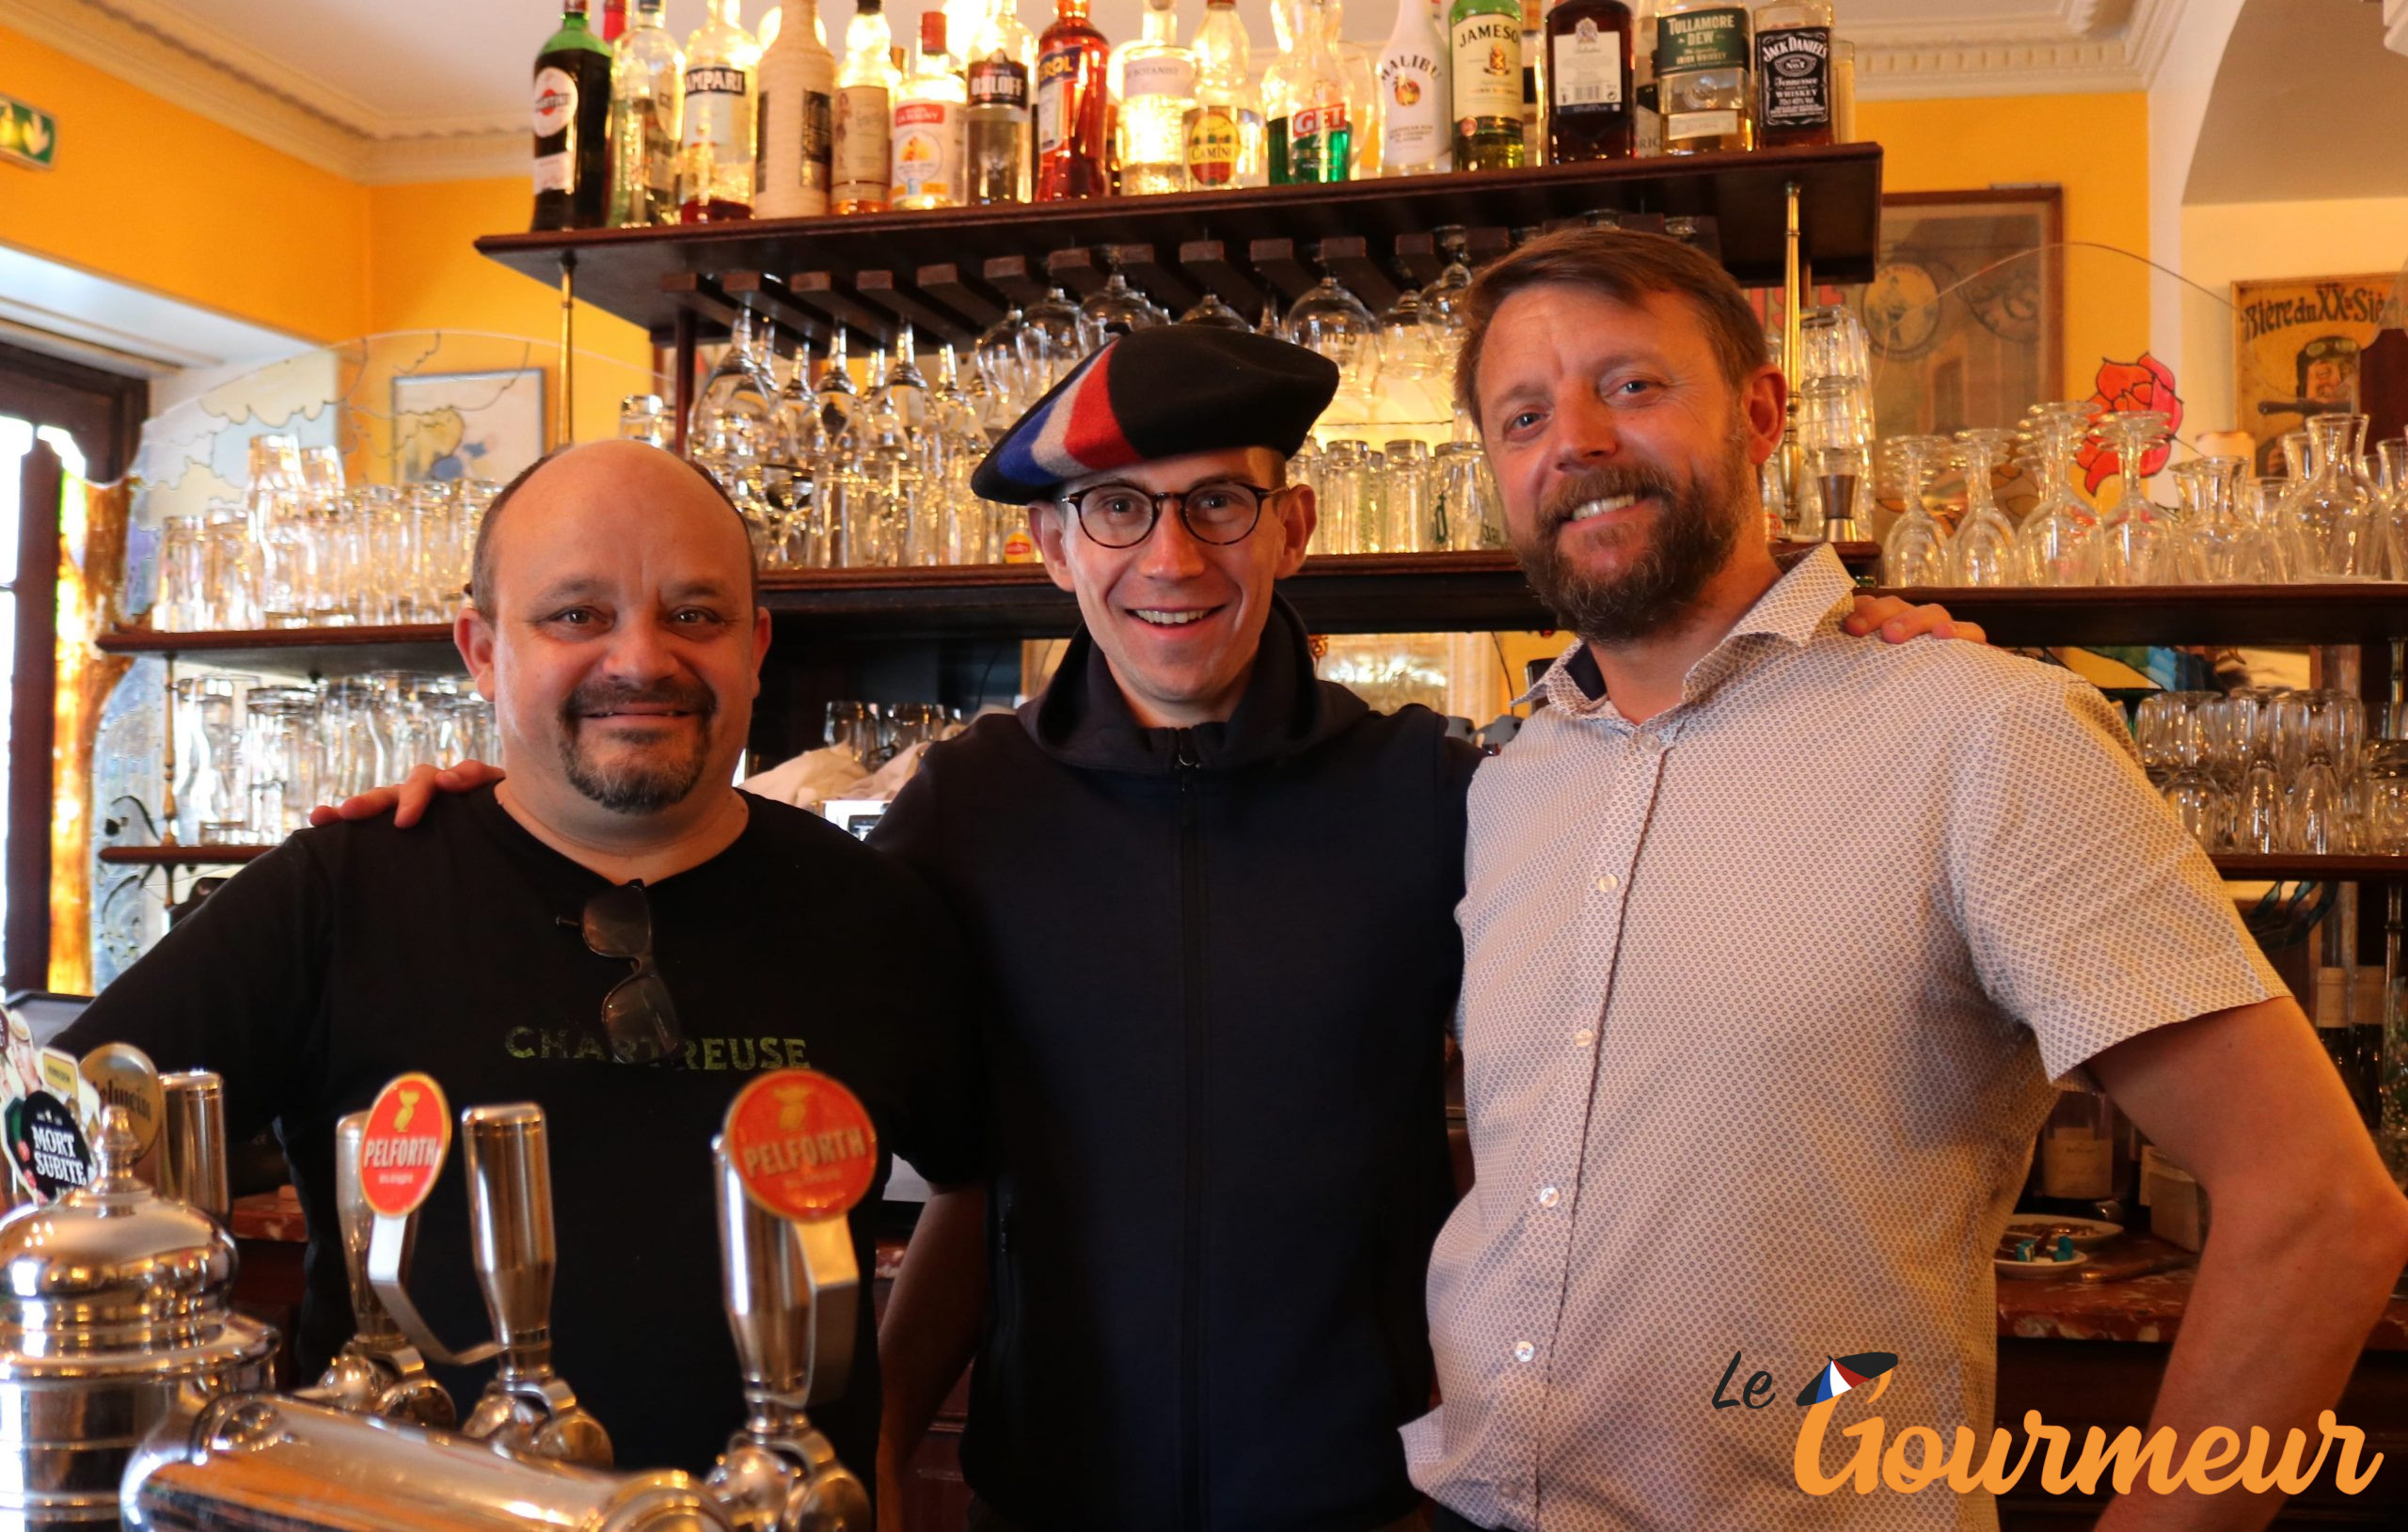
1410 229 2408 1532
58 441 986 1482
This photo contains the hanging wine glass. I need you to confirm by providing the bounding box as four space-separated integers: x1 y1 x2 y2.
1018 286 1085 397
1945 428 2019 586
815 325 861 437
1879 434 1951 586
974 305 1027 424
875 326 934 436
1288 245 1382 420
1178 292 1254 330
1076 251 1167 352
689 307 780 448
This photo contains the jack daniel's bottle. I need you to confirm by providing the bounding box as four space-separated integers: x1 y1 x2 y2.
532 0 617 230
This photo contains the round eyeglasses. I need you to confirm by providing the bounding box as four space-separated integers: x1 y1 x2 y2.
1060 480 1280 548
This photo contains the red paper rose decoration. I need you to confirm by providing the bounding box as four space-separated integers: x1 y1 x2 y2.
2072 353 2184 495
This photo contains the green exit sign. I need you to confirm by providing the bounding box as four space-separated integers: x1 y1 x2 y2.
0 95 56 170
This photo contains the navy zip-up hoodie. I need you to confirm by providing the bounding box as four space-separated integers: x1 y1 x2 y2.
872 597 1477 1531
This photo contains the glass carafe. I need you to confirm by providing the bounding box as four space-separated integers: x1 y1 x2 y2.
1878 434 1950 586
1944 428 2018 587
2090 410 2172 585
2303 413 2387 578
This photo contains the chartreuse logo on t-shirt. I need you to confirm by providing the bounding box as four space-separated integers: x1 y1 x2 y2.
1709 1348 2384 1496
504 1026 808 1073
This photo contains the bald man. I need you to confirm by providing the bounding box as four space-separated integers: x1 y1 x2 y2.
61 442 985 1480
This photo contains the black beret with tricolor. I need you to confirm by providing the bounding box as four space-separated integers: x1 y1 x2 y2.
970 325 1340 504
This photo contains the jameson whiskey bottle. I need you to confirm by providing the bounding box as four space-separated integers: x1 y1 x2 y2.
1449 0 1527 171
532 0 616 230
832 0 898 212
676 0 761 220
1185 0 1265 187
755 0 835 216
1378 0 1450 176
965 0 1036 203
1035 0 1112 200
1545 0 1633 162
607 0 683 226
1751 0 1832 148
1656 0 1751 153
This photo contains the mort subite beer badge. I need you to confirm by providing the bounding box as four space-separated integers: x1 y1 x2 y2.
721 1069 879 1221
358 1072 452 1218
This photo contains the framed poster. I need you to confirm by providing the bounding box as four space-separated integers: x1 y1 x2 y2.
390 368 546 483
1850 188 2063 439
2231 272 2392 475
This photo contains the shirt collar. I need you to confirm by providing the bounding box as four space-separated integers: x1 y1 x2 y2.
1519 545 1858 718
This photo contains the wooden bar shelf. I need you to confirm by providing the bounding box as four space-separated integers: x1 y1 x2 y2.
475 145 1886 340
2212 854 2408 880
100 845 273 867
1879 584 2408 648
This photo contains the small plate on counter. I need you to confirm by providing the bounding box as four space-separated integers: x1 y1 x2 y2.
1995 1249 2091 1279
2003 1215 2122 1252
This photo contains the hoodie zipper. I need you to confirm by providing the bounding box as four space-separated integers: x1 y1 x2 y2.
1175 728 1208 1529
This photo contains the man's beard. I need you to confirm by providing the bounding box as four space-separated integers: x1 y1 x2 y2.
1509 423 1753 646
557 676 718 813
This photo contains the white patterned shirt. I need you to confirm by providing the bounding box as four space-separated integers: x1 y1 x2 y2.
1403 546 2283 1531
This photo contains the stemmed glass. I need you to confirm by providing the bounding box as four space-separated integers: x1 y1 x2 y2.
690 307 780 450
1879 434 1951 586
1945 428 2019 586
1018 287 1085 398
1178 292 1254 330
2009 402 2099 586
1419 227 1474 355
1286 249 1383 415
1075 252 1167 352
974 305 1027 425
2091 410 2173 585
815 326 861 436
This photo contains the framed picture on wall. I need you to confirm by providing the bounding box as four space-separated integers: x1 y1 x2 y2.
391 368 546 483
2230 272 2392 476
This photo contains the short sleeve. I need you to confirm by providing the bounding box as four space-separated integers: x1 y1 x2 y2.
57 834 333 1142
1944 671 2285 1082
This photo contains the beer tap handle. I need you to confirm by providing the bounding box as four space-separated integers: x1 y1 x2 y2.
156 1069 228 1216
459 1101 612 1468
306 1111 458 1428
462 1103 556 1377
714 1143 859 1415
335 1112 408 1343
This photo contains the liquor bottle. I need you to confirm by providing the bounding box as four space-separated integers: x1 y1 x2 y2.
606 0 682 227
1449 0 1526 171
1035 0 1111 200
1751 0 1832 148
1185 0 1265 188
964 0 1036 203
1655 1 1751 154
1545 0 1634 162
532 1 617 231
601 0 626 42
1117 0 1196 195
1269 0 1354 183
1519 0 1544 162
756 0 836 216
677 0 761 220
1632 0 1663 154
832 0 898 213
893 11 968 210
1378 0 1450 177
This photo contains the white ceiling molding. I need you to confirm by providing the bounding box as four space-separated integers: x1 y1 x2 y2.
8 0 522 184
1857 0 2189 99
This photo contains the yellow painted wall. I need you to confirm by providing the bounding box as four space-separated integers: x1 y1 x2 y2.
365 177 657 452
1859 91 2154 403
0 22 368 343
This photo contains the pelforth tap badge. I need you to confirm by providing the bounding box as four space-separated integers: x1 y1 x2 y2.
296 1109 458 1427
357 1072 613 1466
707 1069 879 1531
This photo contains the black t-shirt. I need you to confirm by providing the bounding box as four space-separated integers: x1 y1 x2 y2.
60 785 984 1477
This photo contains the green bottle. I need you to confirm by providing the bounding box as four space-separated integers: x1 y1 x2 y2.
1449 0 1527 171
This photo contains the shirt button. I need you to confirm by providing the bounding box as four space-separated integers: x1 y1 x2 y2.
1513 1341 1536 1364
1593 874 1619 892
1536 1185 1560 1208
1573 1027 1595 1048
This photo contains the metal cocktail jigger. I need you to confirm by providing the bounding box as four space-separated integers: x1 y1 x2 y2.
155 1070 230 1217
704 1141 869 1532
458 1103 612 1466
297 1111 456 1428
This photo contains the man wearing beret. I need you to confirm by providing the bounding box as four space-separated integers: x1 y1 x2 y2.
867 324 1969 1532
336 325 1964 1528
